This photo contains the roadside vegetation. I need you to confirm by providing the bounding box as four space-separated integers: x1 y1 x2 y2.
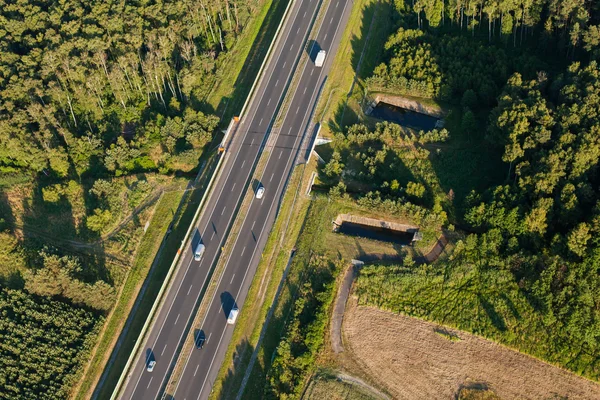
227 0 600 397
0 0 287 397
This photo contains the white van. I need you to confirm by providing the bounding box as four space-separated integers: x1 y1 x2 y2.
227 307 239 324
194 243 205 261
315 50 326 67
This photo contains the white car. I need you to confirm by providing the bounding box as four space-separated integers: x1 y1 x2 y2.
146 360 156 372
256 186 265 199
227 307 239 324
194 243 205 261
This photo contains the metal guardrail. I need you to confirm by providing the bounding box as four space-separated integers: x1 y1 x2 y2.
109 0 299 397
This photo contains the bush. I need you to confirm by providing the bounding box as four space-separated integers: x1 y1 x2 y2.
86 208 113 233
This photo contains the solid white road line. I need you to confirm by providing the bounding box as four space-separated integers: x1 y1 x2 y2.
127 254 195 399
159 0 313 397
174 1 327 397
196 326 227 400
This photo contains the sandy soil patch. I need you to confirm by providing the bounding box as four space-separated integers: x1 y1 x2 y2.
343 297 600 400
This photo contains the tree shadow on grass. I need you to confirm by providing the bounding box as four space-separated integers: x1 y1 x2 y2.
211 0 291 124
479 295 507 332
19 180 113 284
215 339 263 400
92 175 206 399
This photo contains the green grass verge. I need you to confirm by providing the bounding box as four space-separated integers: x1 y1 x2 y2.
206 0 291 122
240 195 339 399
316 0 393 136
78 155 220 400
73 188 186 400
208 164 310 399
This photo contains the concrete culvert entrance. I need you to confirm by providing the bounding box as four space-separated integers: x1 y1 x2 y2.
337 221 414 245
369 102 440 131
333 214 420 246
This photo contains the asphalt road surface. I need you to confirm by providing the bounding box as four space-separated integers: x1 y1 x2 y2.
172 0 352 398
119 0 352 398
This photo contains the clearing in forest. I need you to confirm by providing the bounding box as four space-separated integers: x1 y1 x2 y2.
343 297 600 400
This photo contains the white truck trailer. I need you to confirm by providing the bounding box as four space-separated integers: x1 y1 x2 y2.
315 50 326 67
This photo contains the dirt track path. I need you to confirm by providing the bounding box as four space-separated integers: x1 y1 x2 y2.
343 298 600 400
331 263 356 353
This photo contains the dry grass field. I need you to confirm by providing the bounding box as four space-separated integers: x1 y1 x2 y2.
303 373 383 400
343 297 600 400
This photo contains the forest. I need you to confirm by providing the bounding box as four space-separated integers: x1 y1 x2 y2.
0 0 262 397
339 0 600 383
0 288 103 399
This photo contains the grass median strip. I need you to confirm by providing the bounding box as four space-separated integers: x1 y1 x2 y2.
164 150 271 397
208 161 312 400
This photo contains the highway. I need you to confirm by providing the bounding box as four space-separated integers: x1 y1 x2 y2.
118 0 352 398
172 0 352 398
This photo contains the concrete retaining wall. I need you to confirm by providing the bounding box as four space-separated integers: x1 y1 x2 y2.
333 214 419 235
367 94 447 119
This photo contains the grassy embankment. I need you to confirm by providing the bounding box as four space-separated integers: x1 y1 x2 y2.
209 0 412 396
75 163 217 400
207 157 313 399
74 0 289 396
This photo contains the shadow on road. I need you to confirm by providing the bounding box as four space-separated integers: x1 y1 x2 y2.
306 39 321 62
145 348 154 363
194 329 207 349
191 228 203 250
220 292 237 319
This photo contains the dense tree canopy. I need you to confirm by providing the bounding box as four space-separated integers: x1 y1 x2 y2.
0 0 258 178
0 288 102 399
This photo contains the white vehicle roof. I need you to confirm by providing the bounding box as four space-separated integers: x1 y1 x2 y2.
227 308 239 324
